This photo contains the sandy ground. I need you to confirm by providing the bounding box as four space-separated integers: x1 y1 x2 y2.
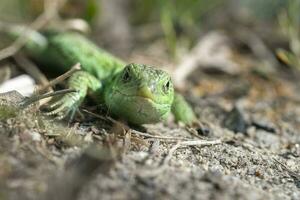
0 64 299 200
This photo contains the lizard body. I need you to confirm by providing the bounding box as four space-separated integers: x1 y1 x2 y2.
10 30 196 125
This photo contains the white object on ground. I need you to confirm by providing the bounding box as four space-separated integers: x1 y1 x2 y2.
0 74 35 96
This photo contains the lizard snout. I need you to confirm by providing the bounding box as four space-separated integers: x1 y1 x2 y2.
137 86 155 101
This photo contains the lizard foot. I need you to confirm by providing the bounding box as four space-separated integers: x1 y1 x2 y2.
43 92 82 121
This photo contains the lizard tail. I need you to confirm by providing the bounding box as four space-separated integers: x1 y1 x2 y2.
0 23 48 56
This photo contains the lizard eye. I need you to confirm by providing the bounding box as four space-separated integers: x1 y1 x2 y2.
163 80 171 94
122 68 131 82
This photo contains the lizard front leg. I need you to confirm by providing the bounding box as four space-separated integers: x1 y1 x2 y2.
45 71 101 120
171 93 197 125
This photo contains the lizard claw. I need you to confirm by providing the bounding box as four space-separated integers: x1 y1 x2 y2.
43 92 82 121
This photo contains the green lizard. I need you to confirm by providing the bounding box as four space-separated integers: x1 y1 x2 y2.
7 28 196 125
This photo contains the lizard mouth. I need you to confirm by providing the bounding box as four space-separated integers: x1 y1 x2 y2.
114 89 167 106
116 90 169 109
109 89 172 124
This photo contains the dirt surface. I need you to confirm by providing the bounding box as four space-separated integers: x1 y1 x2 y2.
0 60 300 200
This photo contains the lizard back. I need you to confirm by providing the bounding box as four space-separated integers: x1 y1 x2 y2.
36 32 125 80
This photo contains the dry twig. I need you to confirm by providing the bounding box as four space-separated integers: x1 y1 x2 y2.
0 0 64 61
14 53 50 90
140 139 222 177
173 31 239 89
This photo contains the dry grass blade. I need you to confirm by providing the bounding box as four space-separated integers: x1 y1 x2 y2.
276 0 300 70
130 130 188 141
37 63 81 94
273 158 300 182
82 109 189 141
21 89 77 108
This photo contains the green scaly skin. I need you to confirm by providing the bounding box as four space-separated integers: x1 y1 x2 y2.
12 31 196 125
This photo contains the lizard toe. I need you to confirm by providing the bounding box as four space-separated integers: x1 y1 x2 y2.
54 105 78 122
43 92 82 121
49 98 65 109
55 110 71 120
44 104 68 116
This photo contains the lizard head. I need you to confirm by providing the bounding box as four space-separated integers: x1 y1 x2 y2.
105 63 174 124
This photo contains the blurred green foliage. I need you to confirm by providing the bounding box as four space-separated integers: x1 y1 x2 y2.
0 0 30 22
132 0 224 57
277 0 300 70
239 0 287 21
0 0 224 59
0 0 297 60
84 0 98 23
0 0 95 22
